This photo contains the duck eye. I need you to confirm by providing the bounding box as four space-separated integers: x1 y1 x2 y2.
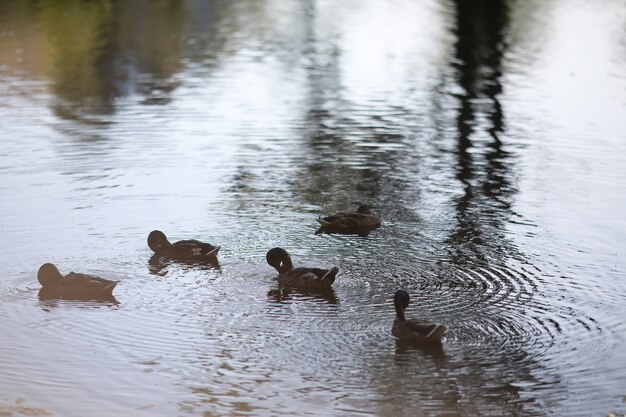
279 261 284 268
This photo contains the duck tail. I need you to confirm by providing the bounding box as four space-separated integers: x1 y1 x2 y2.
317 218 332 227
104 281 120 291
426 324 448 340
206 246 220 257
321 266 341 282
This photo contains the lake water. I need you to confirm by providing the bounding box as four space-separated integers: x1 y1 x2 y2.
1 1 625 416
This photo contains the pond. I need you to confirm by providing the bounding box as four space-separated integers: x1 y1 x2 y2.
1 0 625 416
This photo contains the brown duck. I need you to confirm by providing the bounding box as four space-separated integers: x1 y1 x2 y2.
266 247 340 290
392 290 447 343
37 263 119 297
316 204 381 235
148 230 220 262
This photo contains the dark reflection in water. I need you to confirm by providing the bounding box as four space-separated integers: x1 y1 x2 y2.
448 0 515 265
148 254 221 276
38 288 119 309
394 339 447 364
267 286 339 305
1 0 625 416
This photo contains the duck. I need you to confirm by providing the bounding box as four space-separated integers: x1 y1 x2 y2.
37 263 119 297
147 230 220 262
266 247 340 290
316 204 381 235
392 290 447 343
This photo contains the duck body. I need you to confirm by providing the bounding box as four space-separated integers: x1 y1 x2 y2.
266 247 340 290
37 263 119 298
277 266 341 289
148 230 220 262
317 204 381 235
391 290 447 344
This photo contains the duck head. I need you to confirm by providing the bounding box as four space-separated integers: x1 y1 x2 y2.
394 289 410 321
266 247 294 273
38 263 63 287
148 230 171 253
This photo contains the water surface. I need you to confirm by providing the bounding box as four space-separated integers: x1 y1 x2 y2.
1 0 626 416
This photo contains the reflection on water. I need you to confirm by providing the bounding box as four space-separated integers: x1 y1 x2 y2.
1 0 626 416
32 0 185 121
448 0 515 265
37 284 119 304
267 286 339 305
395 339 448 363
148 254 221 276
37 290 119 310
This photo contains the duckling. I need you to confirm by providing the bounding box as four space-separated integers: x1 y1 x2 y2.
266 247 340 290
37 263 119 297
392 290 447 343
147 230 220 262
316 204 381 235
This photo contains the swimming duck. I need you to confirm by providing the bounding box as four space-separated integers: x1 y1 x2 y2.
266 247 340 290
147 230 220 262
392 290 447 343
316 204 381 235
37 263 119 297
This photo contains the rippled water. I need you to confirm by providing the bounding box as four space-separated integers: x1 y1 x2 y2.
1 0 626 416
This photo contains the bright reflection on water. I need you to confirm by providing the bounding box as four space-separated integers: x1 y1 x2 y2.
1 0 626 416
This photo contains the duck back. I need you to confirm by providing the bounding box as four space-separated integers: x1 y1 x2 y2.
158 239 220 260
392 319 447 343
278 266 340 289
317 209 381 235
